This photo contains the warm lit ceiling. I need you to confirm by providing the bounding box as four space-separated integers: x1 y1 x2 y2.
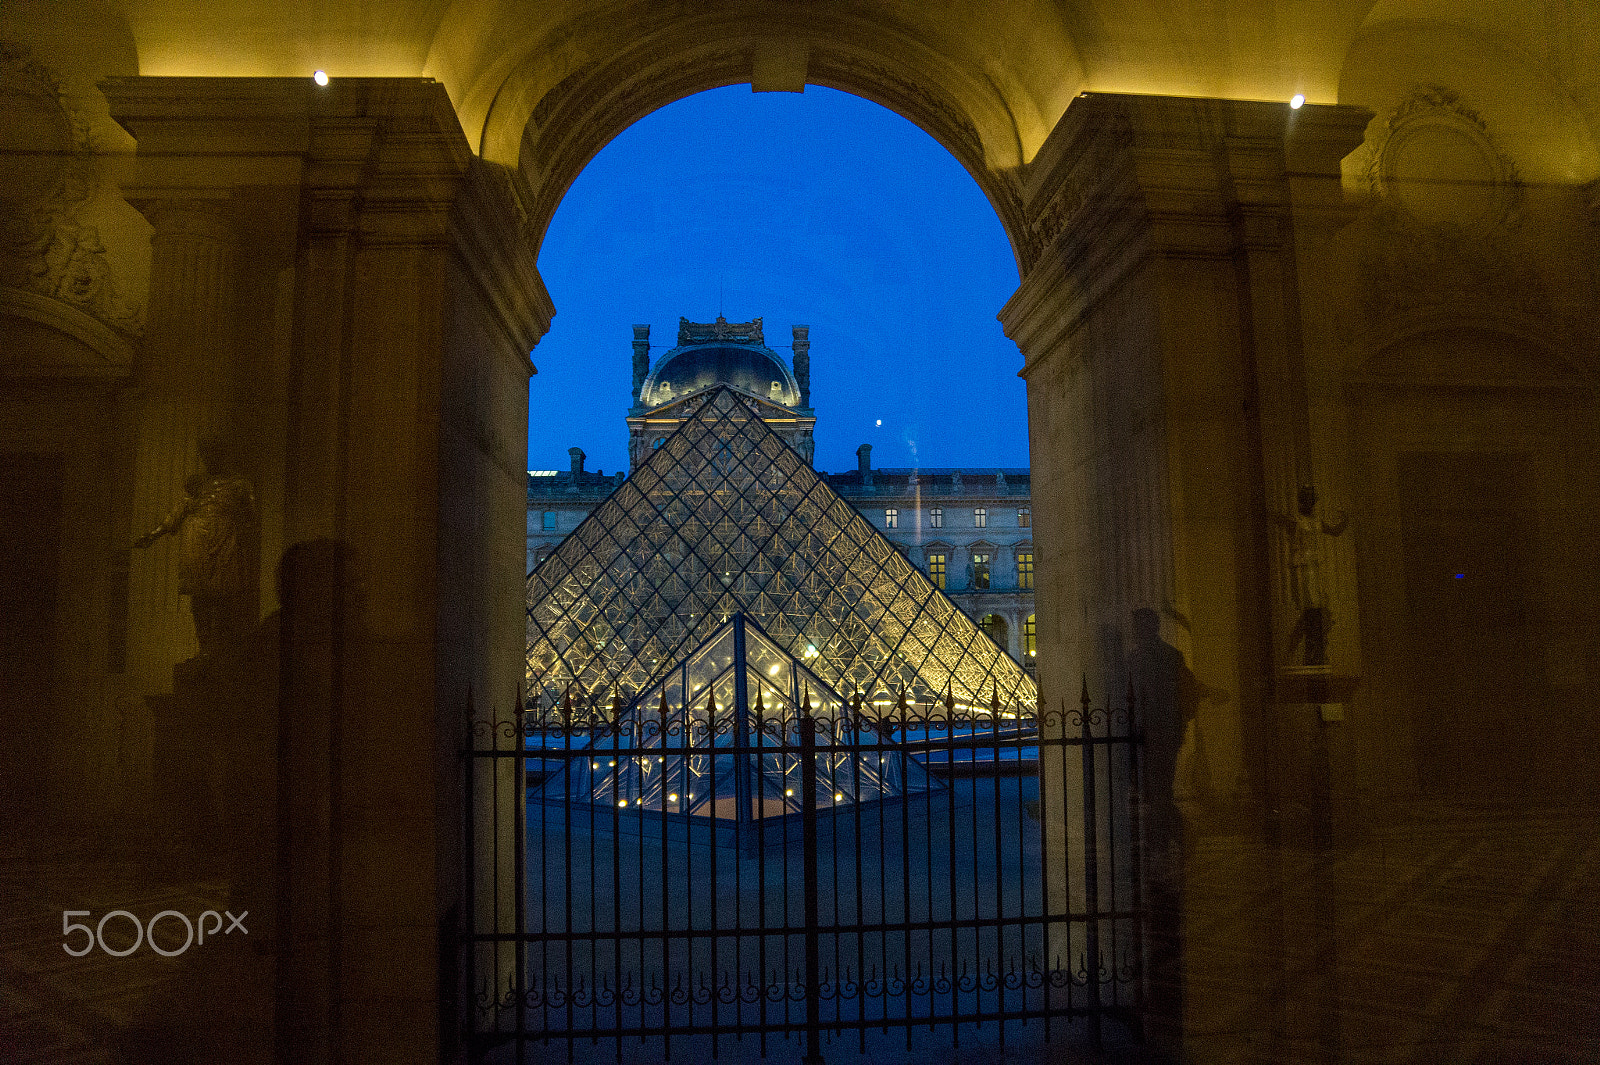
5 1 1595 191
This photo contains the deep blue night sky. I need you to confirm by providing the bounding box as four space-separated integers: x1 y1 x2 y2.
528 84 1027 477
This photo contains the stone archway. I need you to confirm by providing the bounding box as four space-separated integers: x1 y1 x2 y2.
79 68 1374 1063
21 3 1600 1059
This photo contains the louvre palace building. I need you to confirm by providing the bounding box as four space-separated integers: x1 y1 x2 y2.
528 318 1039 670
4 2 1600 1063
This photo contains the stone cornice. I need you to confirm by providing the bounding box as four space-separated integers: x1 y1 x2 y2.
103 77 476 244
1006 94 1366 378
451 159 552 369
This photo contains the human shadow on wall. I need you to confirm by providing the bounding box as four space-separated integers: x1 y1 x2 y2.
1126 606 1227 1051
116 537 348 1065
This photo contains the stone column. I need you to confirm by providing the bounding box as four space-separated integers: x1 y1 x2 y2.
122 198 236 698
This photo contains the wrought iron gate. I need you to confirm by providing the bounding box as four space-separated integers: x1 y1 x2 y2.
463 671 1145 1063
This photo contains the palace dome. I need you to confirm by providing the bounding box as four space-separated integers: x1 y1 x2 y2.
641 317 800 407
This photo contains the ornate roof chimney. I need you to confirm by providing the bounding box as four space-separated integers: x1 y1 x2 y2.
792 324 810 408
632 325 650 401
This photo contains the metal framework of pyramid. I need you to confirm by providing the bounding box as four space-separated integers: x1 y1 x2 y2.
535 613 941 819
525 385 1037 714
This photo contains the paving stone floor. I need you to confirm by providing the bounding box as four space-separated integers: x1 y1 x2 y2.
4 801 1597 1064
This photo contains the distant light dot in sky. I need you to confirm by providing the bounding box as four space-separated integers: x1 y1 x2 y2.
529 85 1025 475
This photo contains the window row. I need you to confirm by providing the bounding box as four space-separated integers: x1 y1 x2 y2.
883 506 1029 530
922 550 1033 591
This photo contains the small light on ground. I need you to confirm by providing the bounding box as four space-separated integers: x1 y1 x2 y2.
1290 94 1305 109
313 70 329 86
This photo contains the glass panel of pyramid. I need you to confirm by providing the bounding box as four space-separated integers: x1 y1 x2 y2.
526 385 1037 714
535 614 940 819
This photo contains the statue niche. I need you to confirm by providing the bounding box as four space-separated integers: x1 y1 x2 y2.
134 435 259 665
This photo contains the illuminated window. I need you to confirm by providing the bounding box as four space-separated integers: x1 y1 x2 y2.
927 552 946 589
884 507 898 529
973 507 987 528
929 507 943 528
542 511 557 531
1018 507 1031 528
1016 551 1033 590
972 552 990 589
1024 615 1036 659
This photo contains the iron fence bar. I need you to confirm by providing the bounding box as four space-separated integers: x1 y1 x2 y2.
514 688 528 1065
707 682 721 1061
945 693 960 1051
1011 692 1029 1034
850 692 866 1055
967 693 981 1041
661 690 674 1062
755 687 769 1059
992 687 1005 1049
800 696 824 1065
608 693 623 1062
1040 693 1053 1045
493 1001 1107 1045
1107 683 1120 1017
562 692 575 1063
537 695 550 1052
1081 679 1103 1051
921 697 935 1043
632 697 646 1064
495 731 1130 761
1125 677 1147 1042
464 686 477 1058
782 669 794 1043
477 909 1135 943
899 691 913 1052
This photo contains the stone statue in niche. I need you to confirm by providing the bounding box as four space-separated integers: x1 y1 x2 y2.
1279 484 1348 667
134 436 259 663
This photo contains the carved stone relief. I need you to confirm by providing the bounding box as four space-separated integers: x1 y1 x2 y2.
0 44 142 337
1020 113 1134 271
1352 85 1546 329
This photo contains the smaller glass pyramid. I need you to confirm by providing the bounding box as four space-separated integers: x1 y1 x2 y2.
534 614 941 820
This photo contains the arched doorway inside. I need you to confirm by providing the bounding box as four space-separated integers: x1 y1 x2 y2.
476 56 1139 1063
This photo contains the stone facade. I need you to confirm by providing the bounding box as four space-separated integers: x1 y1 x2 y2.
825 453 1036 671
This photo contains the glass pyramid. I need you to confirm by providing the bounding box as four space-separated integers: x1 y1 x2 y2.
525 385 1037 715
535 613 939 818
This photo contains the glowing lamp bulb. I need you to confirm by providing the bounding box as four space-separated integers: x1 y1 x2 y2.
1289 94 1305 109
313 70 329 86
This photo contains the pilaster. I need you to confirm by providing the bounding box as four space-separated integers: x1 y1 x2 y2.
1003 92 1369 1064
100 75 547 1065
122 198 238 696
